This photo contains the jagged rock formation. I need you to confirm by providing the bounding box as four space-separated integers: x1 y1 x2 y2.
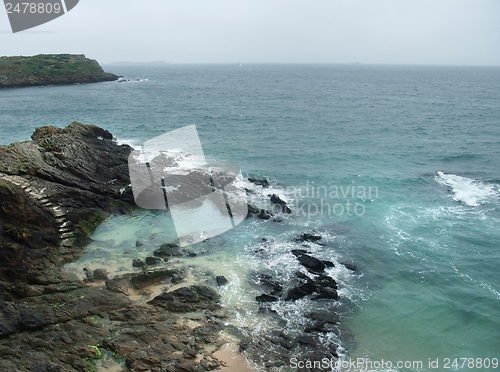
0 54 119 88
0 123 228 371
0 122 134 279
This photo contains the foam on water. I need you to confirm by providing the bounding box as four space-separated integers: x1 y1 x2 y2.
436 171 498 207
114 138 141 150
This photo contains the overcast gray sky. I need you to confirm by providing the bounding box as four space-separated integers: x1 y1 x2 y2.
1 0 499 65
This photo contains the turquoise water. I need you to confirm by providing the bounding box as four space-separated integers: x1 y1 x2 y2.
1 65 500 370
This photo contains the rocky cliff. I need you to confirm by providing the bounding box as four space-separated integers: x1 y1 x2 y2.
0 123 227 371
0 54 119 88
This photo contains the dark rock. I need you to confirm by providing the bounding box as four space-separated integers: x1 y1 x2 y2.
291 249 308 257
247 204 273 220
314 274 338 290
294 233 322 243
130 269 182 289
297 254 326 273
252 273 283 295
270 194 292 214
296 335 317 346
132 258 145 268
43 283 82 294
193 322 224 344
323 260 335 268
216 276 228 286
145 256 162 266
305 311 340 324
149 285 220 312
256 294 279 302
305 321 332 333
183 347 198 359
93 269 108 281
136 241 144 247
248 177 269 188
285 282 316 301
295 271 311 281
153 242 181 257
312 288 339 301
270 331 296 350
105 277 132 295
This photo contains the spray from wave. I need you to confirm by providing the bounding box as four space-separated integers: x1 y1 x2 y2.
436 171 498 207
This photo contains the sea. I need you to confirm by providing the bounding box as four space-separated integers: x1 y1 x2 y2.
1 64 499 371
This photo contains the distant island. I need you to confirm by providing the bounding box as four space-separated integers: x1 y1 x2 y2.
106 61 170 66
0 54 119 88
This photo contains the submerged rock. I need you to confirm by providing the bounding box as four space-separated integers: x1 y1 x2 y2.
247 204 273 220
294 233 322 243
251 273 284 295
248 177 269 188
342 262 357 271
153 242 181 257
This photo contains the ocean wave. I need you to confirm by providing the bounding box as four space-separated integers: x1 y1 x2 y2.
114 138 142 150
436 171 498 207
117 77 149 83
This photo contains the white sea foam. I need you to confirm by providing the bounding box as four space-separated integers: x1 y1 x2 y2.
436 171 498 207
114 138 141 150
117 77 149 83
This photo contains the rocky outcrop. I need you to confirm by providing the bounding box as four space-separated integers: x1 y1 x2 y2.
0 122 230 372
149 285 220 312
270 194 292 214
0 122 134 281
0 54 119 88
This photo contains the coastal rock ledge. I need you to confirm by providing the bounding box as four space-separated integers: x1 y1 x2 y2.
0 54 119 88
0 123 230 372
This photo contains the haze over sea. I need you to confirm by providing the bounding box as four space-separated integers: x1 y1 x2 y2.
1 64 499 371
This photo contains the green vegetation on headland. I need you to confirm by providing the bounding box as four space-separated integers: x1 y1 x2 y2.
0 54 119 88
